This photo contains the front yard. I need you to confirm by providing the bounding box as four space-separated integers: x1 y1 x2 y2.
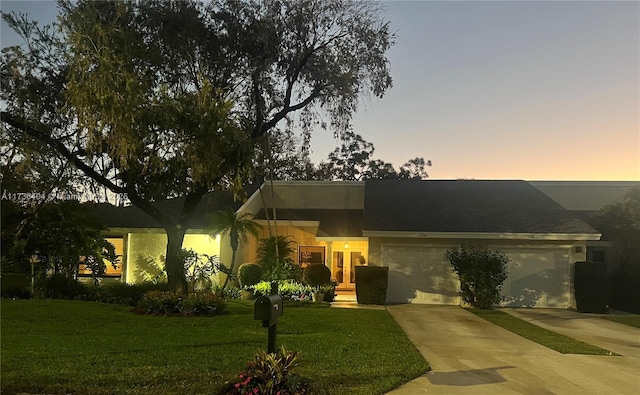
1 299 428 395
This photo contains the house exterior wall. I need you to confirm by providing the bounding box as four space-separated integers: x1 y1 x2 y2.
123 232 222 284
239 224 325 266
239 181 365 215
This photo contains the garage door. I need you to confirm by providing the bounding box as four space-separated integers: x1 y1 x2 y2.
382 244 460 304
500 248 571 309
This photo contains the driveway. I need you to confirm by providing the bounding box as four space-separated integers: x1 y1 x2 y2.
503 308 640 358
386 305 640 394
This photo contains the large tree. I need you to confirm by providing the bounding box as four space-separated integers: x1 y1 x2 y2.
315 130 432 180
1 0 394 292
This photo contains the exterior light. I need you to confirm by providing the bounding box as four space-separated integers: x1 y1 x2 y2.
344 242 349 249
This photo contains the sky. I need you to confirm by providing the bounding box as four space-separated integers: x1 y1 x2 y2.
2 0 639 181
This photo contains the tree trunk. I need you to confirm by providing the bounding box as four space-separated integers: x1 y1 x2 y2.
220 235 239 292
165 226 188 294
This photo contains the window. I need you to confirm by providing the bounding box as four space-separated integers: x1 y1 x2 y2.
299 246 325 267
78 237 124 277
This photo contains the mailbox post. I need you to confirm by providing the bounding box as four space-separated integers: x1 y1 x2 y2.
254 283 283 353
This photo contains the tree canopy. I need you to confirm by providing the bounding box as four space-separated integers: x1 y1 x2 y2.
1 0 395 292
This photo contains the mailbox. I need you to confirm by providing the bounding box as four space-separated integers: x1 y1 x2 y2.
254 294 283 327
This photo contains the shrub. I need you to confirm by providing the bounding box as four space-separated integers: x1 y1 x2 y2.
575 261 610 313
34 273 88 299
238 263 263 288
257 236 300 281
302 264 331 288
446 245 509 309
136 290 227 316
79 281 170 306
609 269 640 313
226 347 310 395
253 280 313 302
1 273 31 299
355 266 388 305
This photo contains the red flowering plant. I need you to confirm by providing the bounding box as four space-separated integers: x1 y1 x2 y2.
226 347 311 395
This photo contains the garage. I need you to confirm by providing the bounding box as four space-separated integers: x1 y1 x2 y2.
500 247 572 308
381 243 573 308
382 244 460 305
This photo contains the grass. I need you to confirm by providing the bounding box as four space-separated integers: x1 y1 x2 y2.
602 315 640 329
1 299 428 395
471 309 617 355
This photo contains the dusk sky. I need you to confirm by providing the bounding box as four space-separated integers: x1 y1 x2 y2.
2 1 639 181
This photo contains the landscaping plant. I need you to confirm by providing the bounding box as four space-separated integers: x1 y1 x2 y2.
136 290 227 316
238 263 263 289
257 236 300 281
207 210 261 292
253 280 313 301
226 346 310 395
446 245 509 309
354 266 389 305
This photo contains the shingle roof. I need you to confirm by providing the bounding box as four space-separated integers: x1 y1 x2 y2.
254 209 363 237
363 180 599 234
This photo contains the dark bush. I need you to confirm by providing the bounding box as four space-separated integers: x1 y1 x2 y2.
1 273 31 299
35 273 88 299
574 261 610 313
238 263 263 288
355 266 389 305
79 281 170 306
302 264 331 288
609 270 640 313
136 290 227 316
446 246 509 309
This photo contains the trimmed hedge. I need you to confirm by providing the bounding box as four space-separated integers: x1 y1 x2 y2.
238 263 263 288
574 261 610 313
355 266 389 305
136 290 227 316
302 264 331 287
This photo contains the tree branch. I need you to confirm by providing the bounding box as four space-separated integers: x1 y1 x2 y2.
1 111 174 228
256 85 323 138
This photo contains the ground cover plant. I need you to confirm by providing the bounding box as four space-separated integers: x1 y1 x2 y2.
471 309 617 355
602 315 640 329
1 299 427 395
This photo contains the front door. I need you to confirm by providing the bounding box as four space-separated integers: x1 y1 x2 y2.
332 249 365 290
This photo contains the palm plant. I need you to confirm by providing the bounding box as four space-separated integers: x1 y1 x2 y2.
257 235 299 281
207 209 261 292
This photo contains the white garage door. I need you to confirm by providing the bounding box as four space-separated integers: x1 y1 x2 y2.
383 244 572 308
500 248 571 309
382 244 460 305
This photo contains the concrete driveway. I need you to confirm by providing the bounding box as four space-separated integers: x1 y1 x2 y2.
386 305 640 394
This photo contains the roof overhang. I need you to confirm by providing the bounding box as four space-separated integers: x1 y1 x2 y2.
106 227 212 235
362 230 602 241
253 219 320 227
315 237 368 242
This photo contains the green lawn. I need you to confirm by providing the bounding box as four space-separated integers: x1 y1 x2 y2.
1 299 428 395
471 309 617 355
603 315 640 329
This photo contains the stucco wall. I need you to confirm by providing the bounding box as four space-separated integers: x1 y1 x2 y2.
125 232 221 284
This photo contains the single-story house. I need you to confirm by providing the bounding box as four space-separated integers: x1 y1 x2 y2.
93 180 639 308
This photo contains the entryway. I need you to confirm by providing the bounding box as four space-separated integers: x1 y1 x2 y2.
329 240 367 291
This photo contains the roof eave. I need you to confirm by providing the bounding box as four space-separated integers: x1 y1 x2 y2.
362 230 602 241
